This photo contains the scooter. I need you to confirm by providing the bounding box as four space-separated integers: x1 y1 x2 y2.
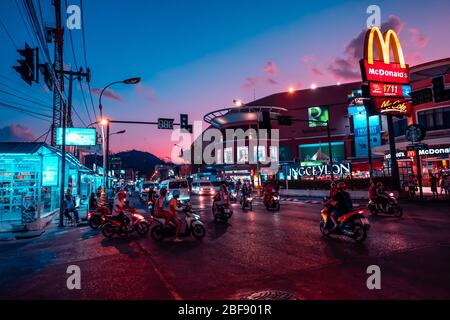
101 210 151 238
368 193 403 217
264 192 280 211
229 190 238 203
87 208 106 229
214 203 233 223
241 193 253 211
319 204 370 243
150 204 206 241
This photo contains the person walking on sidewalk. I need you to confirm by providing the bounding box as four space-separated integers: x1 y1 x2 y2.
430 172 438 200
63 193 79 225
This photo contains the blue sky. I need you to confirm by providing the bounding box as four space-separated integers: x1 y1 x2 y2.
1 0 450 157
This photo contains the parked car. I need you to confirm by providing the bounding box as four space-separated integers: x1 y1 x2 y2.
191 181 215 196
159 179 191 203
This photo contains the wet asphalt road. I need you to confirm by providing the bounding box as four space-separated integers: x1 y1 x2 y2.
0 195 449 300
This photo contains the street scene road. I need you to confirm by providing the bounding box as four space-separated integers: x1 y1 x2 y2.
1 195 449 300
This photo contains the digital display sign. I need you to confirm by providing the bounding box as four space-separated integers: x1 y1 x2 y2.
56 128 97 146
308 106 329 127
370 83 411 98
42 156 59 187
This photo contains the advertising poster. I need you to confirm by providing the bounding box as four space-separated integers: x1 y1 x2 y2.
308 106 329 127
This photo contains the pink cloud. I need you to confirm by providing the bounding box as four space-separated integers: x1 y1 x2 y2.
263 61 278 75
267 78 278 85
328 15 405 80
136 84 157 103
0 124 35 142
89 87 123 101
303 55 313 63
242 77 259 89
409 28 429 48
311 67 324 76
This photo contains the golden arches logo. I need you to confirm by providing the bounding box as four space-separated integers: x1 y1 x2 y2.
364 27 406 68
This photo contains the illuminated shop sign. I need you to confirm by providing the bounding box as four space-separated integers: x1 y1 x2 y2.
369 83 412 98
361 27 409 84
308 106 329 127
385 147 450 159
56 128 97 146
289 163 351 179
372 97 411 116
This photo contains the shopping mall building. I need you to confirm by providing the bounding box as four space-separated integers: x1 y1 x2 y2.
189 58 450 187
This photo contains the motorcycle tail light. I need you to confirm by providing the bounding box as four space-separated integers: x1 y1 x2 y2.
358 210 364 214
389 193 394 197
132 213 143 220
87 212 92 219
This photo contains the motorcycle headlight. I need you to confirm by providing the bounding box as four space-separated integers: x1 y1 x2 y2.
248 197 253 201
193 214 200 220
274 196 280 201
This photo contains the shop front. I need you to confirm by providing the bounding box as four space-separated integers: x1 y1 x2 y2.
0 142 96 227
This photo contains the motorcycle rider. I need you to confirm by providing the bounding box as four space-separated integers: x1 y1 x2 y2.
213 184 230 214
329 182 353 230
168 190 188 242
375 182 389 211
112 191 131 230
263 180 276 207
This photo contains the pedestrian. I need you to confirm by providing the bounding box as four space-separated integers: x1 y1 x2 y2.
63 193 79 225
407 174 417 200
445 175 450 199
440 175 447 197
430 172 438 200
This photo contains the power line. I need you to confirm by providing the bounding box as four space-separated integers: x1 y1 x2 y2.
0 18 19 49
0 101 52 121
33 126 52 142
14 0 37 48
0 97 53 114
0 89 53 110
80 0 98 121
0 80 51 106
64 0 92 126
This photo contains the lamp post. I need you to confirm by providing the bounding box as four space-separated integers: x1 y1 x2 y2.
98 77 141 194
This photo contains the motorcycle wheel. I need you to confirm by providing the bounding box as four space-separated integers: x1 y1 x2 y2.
136 221 150 236
320 220 330 236
192 224 206 239
394 207 404 218
352 222 367 243
102 223 114 238
151 225 165 241
274 202 280 212
89 217 102 230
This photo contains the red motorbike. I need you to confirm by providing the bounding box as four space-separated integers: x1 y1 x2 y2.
320 204 370 243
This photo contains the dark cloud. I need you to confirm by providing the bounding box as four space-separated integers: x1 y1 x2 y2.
311 68 324 76
90 88 123 101
0 124 35 142
267 78 278 85
328 15 405 80
242 77 259 89
136 84 157 103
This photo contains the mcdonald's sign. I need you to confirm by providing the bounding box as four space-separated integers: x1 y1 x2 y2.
360 27 409 84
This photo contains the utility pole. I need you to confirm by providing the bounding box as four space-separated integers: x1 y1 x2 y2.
387 115 401 191
51 0 64 146
58 68 90 227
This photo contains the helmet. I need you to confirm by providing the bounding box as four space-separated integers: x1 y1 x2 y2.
172 190 180 198
337 182 346 190
376 182 384 188
117 191 126 200
159 188 167 195
330 182 336 188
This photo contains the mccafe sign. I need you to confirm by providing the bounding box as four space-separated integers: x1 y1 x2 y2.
289 163 351 179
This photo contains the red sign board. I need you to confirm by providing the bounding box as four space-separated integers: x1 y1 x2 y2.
406 150 416 158
361 60 409 84
370 82 410 98
372 97 411 116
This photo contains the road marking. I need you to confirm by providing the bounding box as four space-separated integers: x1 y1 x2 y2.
134 241 183 300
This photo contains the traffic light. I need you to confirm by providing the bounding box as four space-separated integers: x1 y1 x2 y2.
12 43 37 85
432 76 450 103
39 63 53 91
277 115 293 126
259 111 272 130
179 114 192 133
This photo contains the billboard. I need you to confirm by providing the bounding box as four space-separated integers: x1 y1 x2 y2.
349 106 381 157
369 83 412 98
56 128 97 146
308 106 329 127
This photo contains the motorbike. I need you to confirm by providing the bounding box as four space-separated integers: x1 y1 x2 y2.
101 209 151 238
264 192 280 211
87 208 106 229
319 204 370 243
368 193 403 217
240 193 253 211
214 203 233 223
229 189 238 203
150 203 206 241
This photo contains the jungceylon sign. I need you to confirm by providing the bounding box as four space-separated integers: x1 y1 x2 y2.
289 163 351 179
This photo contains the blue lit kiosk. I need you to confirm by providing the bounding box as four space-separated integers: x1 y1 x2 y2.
0 142 98 233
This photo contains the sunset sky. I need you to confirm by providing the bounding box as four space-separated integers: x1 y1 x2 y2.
1 0 450 158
